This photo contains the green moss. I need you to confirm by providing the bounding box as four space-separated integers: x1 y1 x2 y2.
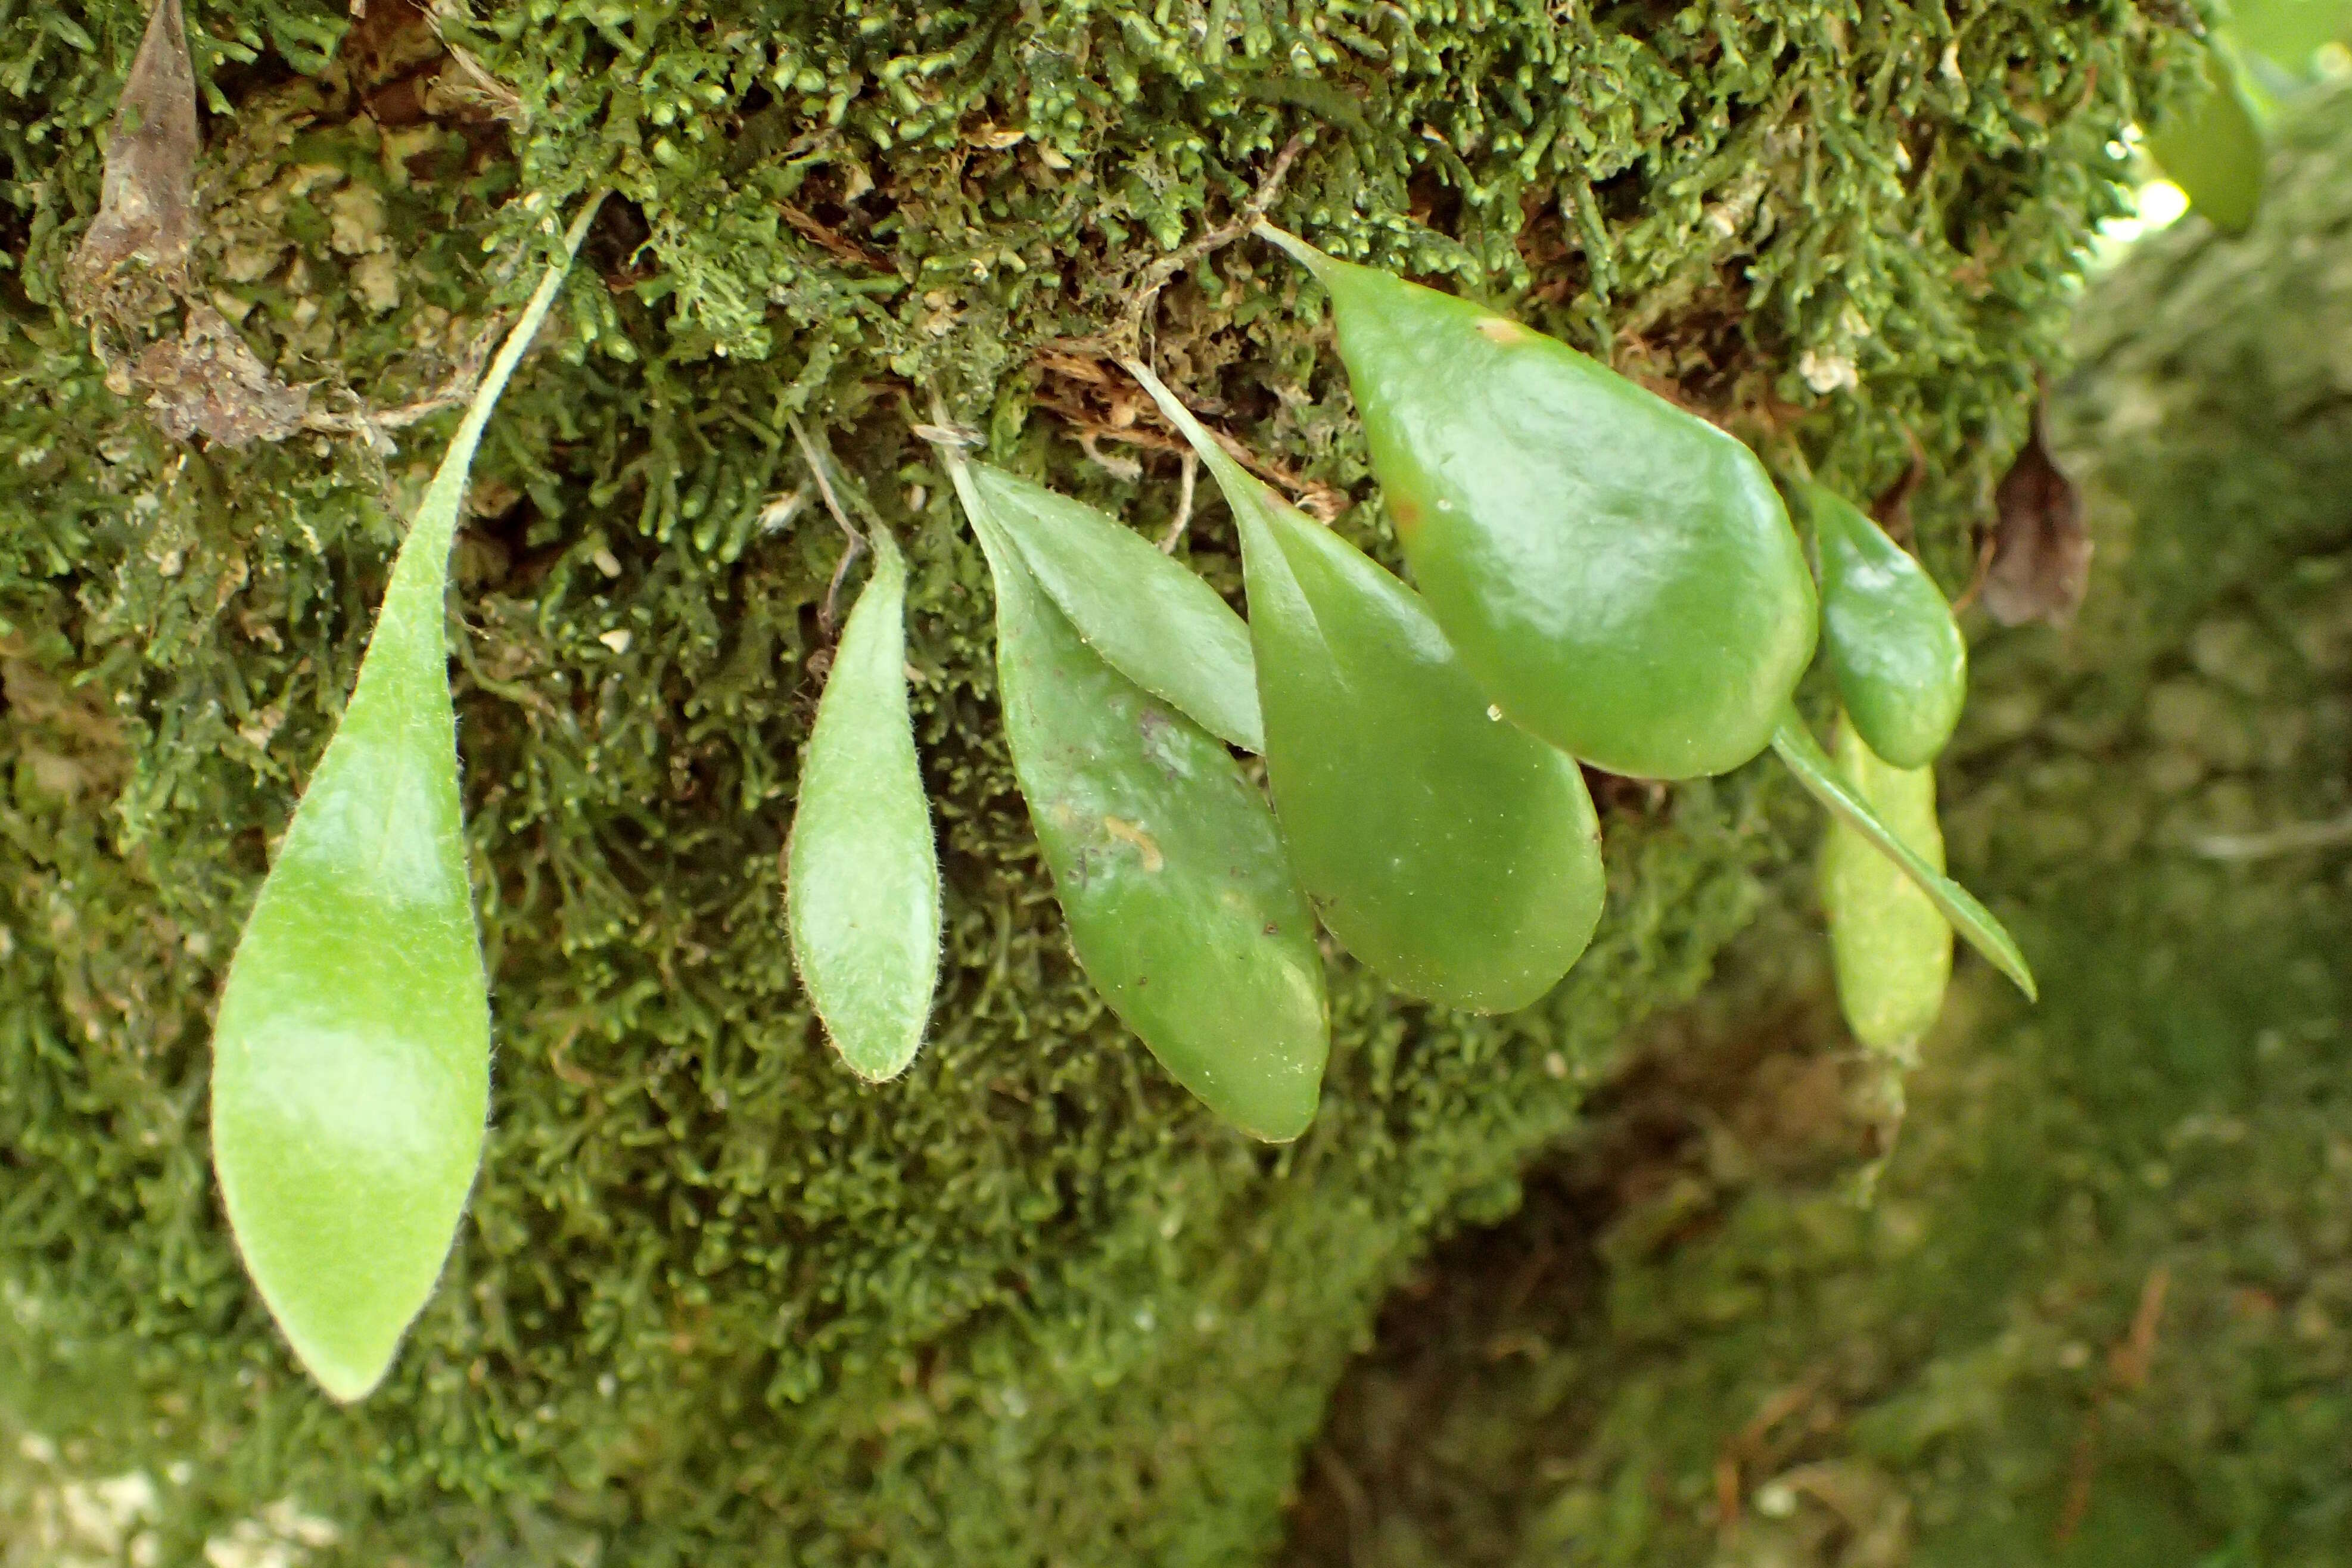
0 1 2190 1561
1286 86 2352 1568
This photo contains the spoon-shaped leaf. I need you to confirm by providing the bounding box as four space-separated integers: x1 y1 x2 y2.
1772 704 2035 1000
1803 484 1967 769
1256 223 1816 781
965 461 1264 753
1128 362 1606 1013
210 200 596 1404
944 451 1329 1141
2147 46 2264 238
1818 711 1952 1052
787 527 942 1080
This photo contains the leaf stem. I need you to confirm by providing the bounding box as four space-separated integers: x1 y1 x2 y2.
1771 705 2037 1000
789 414 865 636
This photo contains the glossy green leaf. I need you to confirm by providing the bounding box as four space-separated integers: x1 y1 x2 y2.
1130 362 1605 1013
210 201 598 1402
1771 705 2035 1001
945 452 1329 1141
965 461 1264 753
787 528 941 1081
2148 49 2266 237
1818 712 1952 1053
1259 225 1816 782
1804 483 1967 769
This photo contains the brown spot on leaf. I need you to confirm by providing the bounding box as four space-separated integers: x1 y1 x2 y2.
1474 316 1531 345
67 0 200 323
1984 391 2091 626
133 306 310 447
1101 816 1165 872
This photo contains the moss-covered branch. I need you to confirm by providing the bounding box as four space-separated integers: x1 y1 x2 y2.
0 2 2195 1561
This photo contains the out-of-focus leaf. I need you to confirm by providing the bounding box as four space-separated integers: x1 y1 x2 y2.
1984 393 2091 629
2226 0 2352 79
2148 48 2266 237
1818 711 1951 1055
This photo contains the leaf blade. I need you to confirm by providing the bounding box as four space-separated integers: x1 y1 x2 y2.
1772 706 2036 1001
1818 712 1953 1052
209 198 598 1403
946 454 1329 1141
1257 225 1816 780
1805 483 1967 769
967 461 1264 752
788 528 942 1081
1130 361 1606 1012
2148 49 2266 237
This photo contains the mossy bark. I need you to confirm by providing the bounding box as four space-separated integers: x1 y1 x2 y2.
1288 86 2352 1567
1 4 2192 1563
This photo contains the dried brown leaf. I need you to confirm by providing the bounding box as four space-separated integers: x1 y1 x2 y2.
67 0 200 321
1983 394 2091 626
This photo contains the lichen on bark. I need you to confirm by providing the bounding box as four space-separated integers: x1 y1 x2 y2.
1 2 2192 1562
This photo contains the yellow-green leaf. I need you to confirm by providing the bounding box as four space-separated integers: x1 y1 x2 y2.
210 199 598 1403
1772 704 2035 1001
1819 712 1952 1053
788 528 942 1081
2149 49 2266 237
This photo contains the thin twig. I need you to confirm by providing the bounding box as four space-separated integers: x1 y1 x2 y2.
420 1 525 122
913 394 985 459
1713 1379 1821 1537
1949 528 1999 616
2109 1265 2170 1391
1311 1445 1373 1568
776 200 894 271
2057 1262 2172 1545
299 346 487 438
1031 388 1345 519
300 188 604 441
790 415 863 636
2189 812 2352 860
2056 1417 2101 1544
298 310 504 442
1159 449 1197 552
1102 129 1314 356
1078 430 1143 483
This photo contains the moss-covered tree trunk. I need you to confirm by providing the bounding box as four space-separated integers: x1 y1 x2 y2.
2 4 2190 1563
